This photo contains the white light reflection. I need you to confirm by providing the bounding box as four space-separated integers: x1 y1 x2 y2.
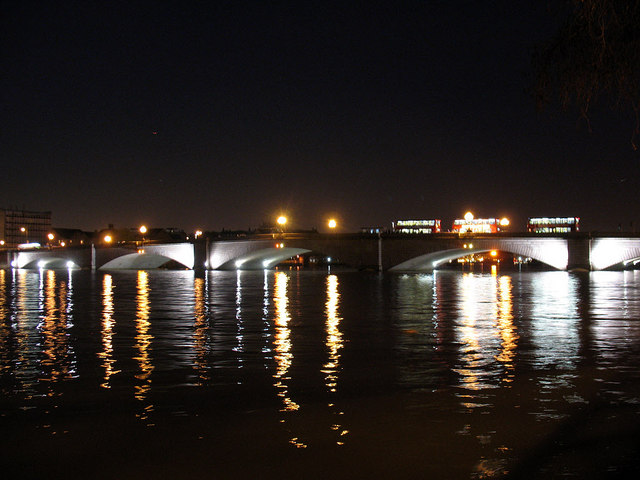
262 270 272 360
233 270 245 377
530 272 580 420
323 274 348 445
453 273 503 409
530 273 580 371
134 270 154 423
0 270 8 378
588 271 640 373
98 274 120 388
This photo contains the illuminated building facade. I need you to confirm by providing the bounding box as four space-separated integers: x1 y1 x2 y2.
452 212 510 234
392 219 441 234
527 217 580 233
0 208 52 248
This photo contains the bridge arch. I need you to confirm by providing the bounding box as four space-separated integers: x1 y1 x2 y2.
19 257 80 269
100 252 185 269
99 243 194 270
12 250 84 269
217 247 312 270
390 238 568 271
590 238 640 270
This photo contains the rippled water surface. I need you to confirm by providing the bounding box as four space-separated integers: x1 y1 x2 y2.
2 269 640 479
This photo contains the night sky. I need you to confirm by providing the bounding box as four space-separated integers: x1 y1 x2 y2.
2 1 639 233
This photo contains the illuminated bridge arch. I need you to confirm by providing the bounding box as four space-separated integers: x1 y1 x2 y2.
389 238 569 271
216 247 312 270
16 256 81 269
100 243 194 269
590 238 640 270
208 239 314 270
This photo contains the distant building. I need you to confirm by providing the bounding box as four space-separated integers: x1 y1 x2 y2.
392 219 441 234
361 226 384 234
527 217 580 233
51 228 91 247
0 208 52 248
95 226 188 245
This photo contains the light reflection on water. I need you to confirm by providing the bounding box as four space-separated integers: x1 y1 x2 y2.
134 270 153 421
192 276 209 383
40 269 76 390
99 274 118 388
2 269 640 478
323 274 348 445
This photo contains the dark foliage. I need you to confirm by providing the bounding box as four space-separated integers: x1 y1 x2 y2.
533 0 640 147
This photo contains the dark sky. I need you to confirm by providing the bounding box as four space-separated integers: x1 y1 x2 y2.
2 1 639 233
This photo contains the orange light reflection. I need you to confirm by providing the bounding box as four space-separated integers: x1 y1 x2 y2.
134 270 154 422
323 274 349 445
98 274 120 388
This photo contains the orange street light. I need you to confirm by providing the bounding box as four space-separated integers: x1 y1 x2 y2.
328 219 337 229
104 235 113 243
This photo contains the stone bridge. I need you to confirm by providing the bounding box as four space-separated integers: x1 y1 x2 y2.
207 233 640 272
5 243 194 270
4 233 640 271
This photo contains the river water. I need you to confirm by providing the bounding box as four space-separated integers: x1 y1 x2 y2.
2 268 640 479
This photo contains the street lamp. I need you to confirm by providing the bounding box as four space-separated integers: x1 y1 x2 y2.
20 226 28 243
328 219 337 230
277 215 287 233
104 235 113 244
139 225 147 245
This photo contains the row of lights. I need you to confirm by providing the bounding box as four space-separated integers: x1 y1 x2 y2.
104 225 148 244
277 215 338 230
4 217 340 247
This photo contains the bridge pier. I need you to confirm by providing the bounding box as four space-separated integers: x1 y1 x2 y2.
567 236 592 271
193 239 208 270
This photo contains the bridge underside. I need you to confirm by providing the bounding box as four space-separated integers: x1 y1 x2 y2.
217 247 311 270
390 248 486 272
20 257 81 269
389 238 570 272
100 253 190 270
8 236 640 272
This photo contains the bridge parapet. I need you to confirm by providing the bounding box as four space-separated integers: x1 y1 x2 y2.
5 233 640 272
